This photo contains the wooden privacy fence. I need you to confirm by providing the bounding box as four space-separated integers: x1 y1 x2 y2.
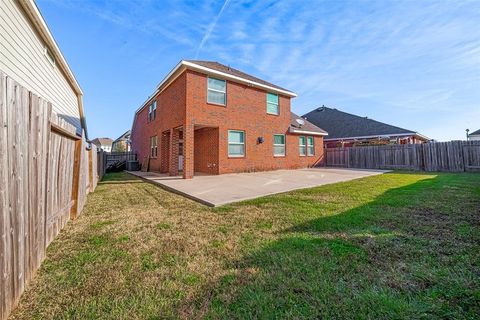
325 141 480 172
0 73 99 319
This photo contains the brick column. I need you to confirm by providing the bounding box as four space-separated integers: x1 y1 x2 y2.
183 123 194 179
160 131 170 173
169 128 179 176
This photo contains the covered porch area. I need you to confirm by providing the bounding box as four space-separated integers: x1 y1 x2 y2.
159 124 219 179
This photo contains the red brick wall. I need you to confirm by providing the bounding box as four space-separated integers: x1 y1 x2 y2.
194 127 219 174
132 68 324 177
185 70 323 174
131 72 187 172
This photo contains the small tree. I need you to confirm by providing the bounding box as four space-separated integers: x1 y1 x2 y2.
112 141 127 152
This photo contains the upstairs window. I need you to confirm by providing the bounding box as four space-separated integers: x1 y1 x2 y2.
207 77 226 105
299 136 306 156
150 136 158 158
228 130 245 157
307 136 314 156
273 134 285 156
267 93 279 115
148 101 157 122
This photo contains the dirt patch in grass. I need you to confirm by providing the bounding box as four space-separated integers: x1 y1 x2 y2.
9 171 480 319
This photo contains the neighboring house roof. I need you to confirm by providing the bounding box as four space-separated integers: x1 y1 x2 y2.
469 129 480 136
113 130 131 144
289 113 328 136
18 0 87 138
134 60 296 116
303 106 429 141
91 138 113 147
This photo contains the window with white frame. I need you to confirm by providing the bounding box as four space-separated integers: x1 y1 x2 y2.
307 136 314 156
273 134 285 156
228 130 245 157
299 136 306 156
207 77 226 105
148 101 157 122
267 93 279 115
150 136 157 158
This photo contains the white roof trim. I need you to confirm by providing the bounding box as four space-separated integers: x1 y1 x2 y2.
289 128 328 136
20 0 83 95
181 61 297 97
324 132 430 141
19 0 87 137
134 60 297 116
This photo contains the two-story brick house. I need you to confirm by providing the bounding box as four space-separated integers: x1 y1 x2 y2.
130 60 327 179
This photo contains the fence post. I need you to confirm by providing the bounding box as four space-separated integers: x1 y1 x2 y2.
70 138 82 220
88 148 93 192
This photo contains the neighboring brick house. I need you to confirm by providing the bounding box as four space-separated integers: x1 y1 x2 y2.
303 106 430 148
130 60 327 179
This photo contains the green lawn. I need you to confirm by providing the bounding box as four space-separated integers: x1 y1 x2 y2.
10 171 480 319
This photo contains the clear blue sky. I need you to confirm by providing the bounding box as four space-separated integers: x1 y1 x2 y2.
37 0 480 141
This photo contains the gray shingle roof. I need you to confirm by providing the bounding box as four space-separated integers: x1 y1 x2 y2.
303 106 420 140
290 113 328 135
185 60 291 93
470 129 480 136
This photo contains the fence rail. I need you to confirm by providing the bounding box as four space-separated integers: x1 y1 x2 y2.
324 141 480 172
0 72 99 319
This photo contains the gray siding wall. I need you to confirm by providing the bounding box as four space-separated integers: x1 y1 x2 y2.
0 0 81 133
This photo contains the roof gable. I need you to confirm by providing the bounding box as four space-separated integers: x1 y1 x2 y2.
470 129 480 136
134 59 296 116
303 106 420 140
290 113 328 135
184 60 291 93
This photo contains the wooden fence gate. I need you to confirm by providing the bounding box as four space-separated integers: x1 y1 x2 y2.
324 141 480 172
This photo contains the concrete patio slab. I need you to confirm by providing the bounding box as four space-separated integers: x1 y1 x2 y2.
127 168 389 207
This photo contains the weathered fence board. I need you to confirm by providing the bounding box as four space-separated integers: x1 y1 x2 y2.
97 149 106 181
325 141 480 172
0 71 10 319
0 72 100 320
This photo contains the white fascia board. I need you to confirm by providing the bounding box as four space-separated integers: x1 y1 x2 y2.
289 128 328 136
21 0 83 96
134 60 186 115
20 0 88 138
134 59 297 116
182 61 297 97
134 89 159 115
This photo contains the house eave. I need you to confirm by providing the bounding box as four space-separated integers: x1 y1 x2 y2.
289 128 328 136
134 60 297 117
324 132 430 141
181 60 297 97
19 0 87 138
